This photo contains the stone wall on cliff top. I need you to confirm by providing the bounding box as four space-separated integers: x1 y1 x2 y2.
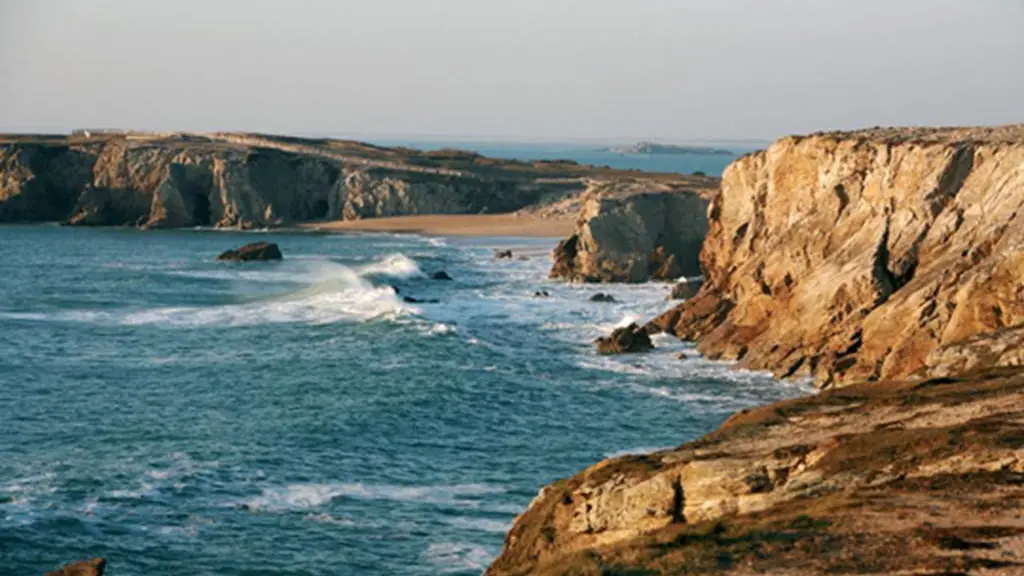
650 125 1024 387
0 136 558 229
549 182 710 283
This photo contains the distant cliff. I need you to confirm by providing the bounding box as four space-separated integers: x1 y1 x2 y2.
0 132 708 229
651 125 1024 387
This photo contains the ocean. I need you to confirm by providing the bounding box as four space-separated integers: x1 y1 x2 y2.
0 145 807 575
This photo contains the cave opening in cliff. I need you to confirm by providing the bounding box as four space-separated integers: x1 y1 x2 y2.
192 193 211 226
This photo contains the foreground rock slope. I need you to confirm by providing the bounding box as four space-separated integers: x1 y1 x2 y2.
0 132 715 230
550 181 711 283
650 125 1024 387
488 366 1024 575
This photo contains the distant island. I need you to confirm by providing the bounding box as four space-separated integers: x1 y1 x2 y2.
606 141 734 156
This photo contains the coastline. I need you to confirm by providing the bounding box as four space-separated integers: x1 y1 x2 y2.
298 213 575 238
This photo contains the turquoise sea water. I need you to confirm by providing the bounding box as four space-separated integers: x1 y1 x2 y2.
364 140 762 176
0 225 811 575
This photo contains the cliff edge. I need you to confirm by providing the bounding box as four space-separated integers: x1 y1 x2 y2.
651 125 1024 387
0 132 715 229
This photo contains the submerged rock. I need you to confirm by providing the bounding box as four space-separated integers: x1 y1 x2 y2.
403 296 439 304
589 293 617 303
594 323 653 354
46 558 106 576
430 270 453 281
216 241 283 262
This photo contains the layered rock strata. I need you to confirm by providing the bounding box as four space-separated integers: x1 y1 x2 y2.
550 182 710 283
650 125 1024 387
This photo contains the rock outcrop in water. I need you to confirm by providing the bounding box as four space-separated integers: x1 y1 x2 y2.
649 125 1024 387
491 125 1024 576
0 132 715 230
594 323 653 354
216 241 283 262
549 182 710 283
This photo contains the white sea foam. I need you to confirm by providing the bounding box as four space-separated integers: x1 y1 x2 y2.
442 516 512 533
422 542 495 574
356 253 425 279
243 482 506 512
604 446 676 459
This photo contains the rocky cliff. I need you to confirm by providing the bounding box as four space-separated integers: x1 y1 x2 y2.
650 125 1024 387
491 126 1024 575
0 132 710 229
488 365 1024 575
549 182 710 283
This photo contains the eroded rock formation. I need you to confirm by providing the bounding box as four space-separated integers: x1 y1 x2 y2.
549 182 710 283
594 323 653 354
650 126 1024 387
0 132 715 230
488 366 1024 575
216 241 283 262
45 558 106 576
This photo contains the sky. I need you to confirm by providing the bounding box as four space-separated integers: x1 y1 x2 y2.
1 0 1022 142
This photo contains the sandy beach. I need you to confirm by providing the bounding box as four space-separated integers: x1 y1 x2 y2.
300 213 575 238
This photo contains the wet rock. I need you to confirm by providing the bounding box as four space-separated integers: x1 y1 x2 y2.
669 278 703 300
595 323 653 354
403 296 439 304
675 352 689 360
46 558 106 576
430 270 453 281
495 249 514 259
589 293 617 303
534 290 550 298
216 241 283 262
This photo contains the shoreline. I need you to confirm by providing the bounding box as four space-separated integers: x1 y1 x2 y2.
298 213 575 238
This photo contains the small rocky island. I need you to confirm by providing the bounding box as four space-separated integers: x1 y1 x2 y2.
607 141 734 156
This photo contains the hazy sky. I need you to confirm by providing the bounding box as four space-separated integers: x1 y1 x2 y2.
1 0 1022 141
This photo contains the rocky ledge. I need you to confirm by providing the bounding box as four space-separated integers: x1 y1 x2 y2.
0 132 715 230
549 181 711 283
488 366 1024 575
649 125 1024 387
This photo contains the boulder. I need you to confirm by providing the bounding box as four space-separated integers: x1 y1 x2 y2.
534 290 550 298
46 558 106 576
669 278 703 300
494 249 514 259
216 241 283 262
589 293 617 303
430 270 453 281
549 183 708 283
595 323 653 354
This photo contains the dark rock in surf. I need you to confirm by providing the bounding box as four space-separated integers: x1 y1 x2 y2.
495 249 514 259
216 241 282 262
534 290 550 297
589 293 617 303
430 270 453 281
595 323 653 354
403 296 439 304
46 558 106 576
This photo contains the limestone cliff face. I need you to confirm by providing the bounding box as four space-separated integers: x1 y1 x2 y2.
0 133 578 229
549 183 709 283
488 366 1024 575
652 126 1024 387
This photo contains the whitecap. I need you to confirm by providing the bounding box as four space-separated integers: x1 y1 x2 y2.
442 516 512 533
604 446 676 459
356 253 424 279
242 482 506 512
422 542 496 574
